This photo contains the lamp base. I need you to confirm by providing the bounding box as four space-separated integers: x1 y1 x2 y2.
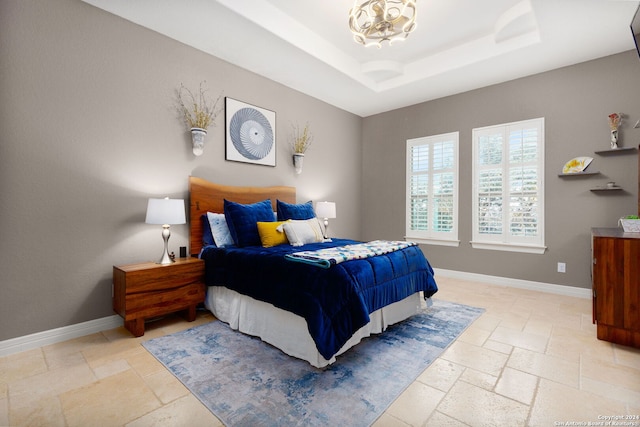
157 224 175 265
157 251 174 265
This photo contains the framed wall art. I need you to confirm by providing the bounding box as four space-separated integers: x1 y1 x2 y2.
225 97 276 166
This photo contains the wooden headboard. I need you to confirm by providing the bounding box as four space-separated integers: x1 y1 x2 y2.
188 176 296 256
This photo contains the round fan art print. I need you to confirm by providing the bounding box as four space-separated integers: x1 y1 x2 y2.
225 98 276 166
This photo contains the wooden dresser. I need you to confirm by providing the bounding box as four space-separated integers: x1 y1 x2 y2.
113 257 205 337
592 227 640 348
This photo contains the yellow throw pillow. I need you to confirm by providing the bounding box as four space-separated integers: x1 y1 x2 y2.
257 221 289 248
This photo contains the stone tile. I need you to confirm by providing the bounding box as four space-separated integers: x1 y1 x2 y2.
546 325 615 363
0 348 47 383
471 314 501 332
459 368 498 391
581 376 640 406
82 338 147 371
0 396 7 427
417 359 465 392
458 324 491 346
507 347 579 388
582 354 640 393
43 333 108 369
438 381 529 426
9 363 96 407
483 339 513 355
125 394 222 427
497 311 531 331
495 367 538 405
426 410 471 426
60 369 161 426
371 412 410 427
92 358 131 379
441 340 508 377
489 326 549 353
523 318 553 338
127 348 166 377
143 368 189 404
529 378 627 426
416 359 465 393
8 395 66 427
613 344 640 370
385 382 445 426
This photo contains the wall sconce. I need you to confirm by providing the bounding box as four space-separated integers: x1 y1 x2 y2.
315 201 337 237
145 197 186 264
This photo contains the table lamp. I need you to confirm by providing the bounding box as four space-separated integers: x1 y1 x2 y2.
145 197 186 264
315 201 336 238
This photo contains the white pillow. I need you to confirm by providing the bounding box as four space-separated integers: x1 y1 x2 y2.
279 218 330 247
207 212 234 247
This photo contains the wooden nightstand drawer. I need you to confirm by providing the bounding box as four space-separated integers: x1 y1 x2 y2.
123 281 204 320
114 259 204 293
113 257 205 337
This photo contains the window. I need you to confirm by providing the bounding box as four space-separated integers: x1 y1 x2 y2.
472 118 545 254
406 132 459 246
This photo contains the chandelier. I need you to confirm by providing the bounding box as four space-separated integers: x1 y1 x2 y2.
348 0 417 48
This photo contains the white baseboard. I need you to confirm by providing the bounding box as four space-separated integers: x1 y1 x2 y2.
0 315 123 358
434 268 592 299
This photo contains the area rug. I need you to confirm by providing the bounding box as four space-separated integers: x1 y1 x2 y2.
143 299 484 427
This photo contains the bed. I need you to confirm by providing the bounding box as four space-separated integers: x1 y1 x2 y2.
189 176 438 368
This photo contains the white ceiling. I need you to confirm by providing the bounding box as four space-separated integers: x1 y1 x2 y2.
82 0 640 117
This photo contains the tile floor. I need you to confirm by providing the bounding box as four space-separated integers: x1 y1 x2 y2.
1 276 639 426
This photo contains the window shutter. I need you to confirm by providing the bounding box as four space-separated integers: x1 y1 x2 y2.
406 133 459 245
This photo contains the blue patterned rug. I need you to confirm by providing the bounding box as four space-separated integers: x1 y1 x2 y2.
143 299 484 427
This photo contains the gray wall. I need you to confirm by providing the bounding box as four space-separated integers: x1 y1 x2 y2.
0 0 362 341
362 50 640 289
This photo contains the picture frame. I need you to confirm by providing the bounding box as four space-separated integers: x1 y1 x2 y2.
225 97 276 166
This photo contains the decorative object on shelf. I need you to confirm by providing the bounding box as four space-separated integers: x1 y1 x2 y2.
145 197 186 265
315 201 337 237
607 181 617 188
619 215 640 232
608 112 622 149
177 82 223 156
225 97 276 166
562 156 593 174
349 0 417 48
290 122 313 174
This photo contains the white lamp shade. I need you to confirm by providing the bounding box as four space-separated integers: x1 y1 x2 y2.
145 198 186 225
315 201 336 219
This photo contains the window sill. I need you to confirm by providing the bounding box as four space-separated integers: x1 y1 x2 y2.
470 241 546 254
406 237 460 247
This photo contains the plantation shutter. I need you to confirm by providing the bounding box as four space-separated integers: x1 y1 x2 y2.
472 118 545 253
406 133 459 245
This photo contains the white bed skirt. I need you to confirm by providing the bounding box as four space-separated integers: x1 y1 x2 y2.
205 286 429 368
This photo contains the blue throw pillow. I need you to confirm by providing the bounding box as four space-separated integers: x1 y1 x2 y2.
277 200 315 221
224 199 274 247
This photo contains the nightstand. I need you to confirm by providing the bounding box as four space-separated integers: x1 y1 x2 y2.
113 257 205 337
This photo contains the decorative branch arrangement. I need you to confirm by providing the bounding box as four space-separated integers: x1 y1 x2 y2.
290 122 313 174
176 81 223 156
290 122 313 154
177 82 223 130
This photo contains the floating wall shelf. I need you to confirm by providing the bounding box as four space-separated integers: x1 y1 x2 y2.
558 171 600 177
594 147 637 155
590 186 623 192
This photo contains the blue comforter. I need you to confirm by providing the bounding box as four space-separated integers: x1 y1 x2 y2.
200 239 438 360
